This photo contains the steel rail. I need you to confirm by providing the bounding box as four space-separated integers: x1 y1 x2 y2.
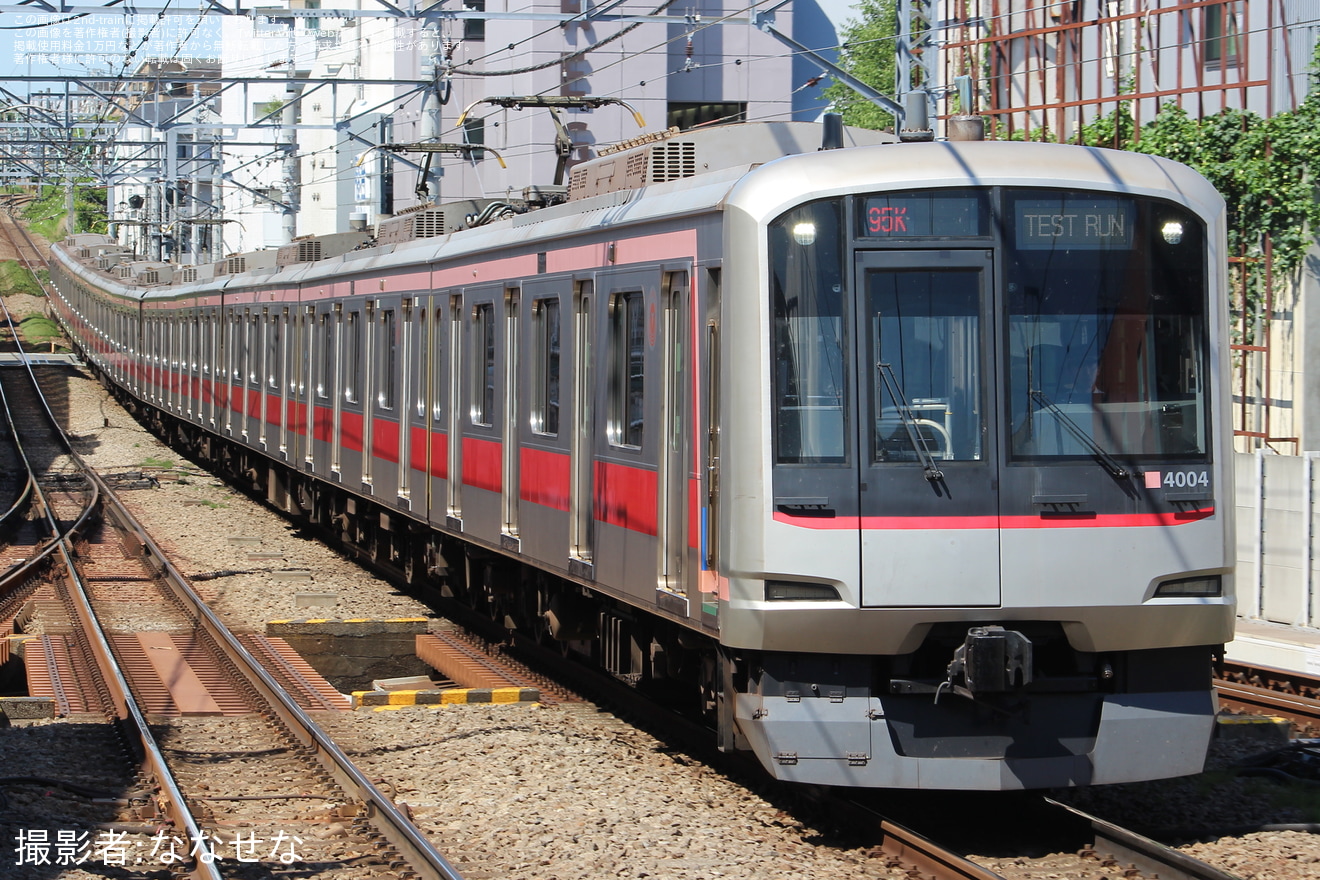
0 297 95 591
1216 659 1320 736
875 819 1006 880
92 468 465 880
1047 799 1244 880
0 302 221 878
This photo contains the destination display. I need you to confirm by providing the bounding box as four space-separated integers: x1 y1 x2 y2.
1015 198 1135 250
858 192 985 238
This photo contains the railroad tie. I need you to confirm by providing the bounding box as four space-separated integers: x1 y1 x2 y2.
134 631 224 715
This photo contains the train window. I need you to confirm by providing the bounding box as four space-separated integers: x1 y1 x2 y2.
531 297 561 435
866 267 983 462
345 311 361 404
431 306 445 420
415 308 428 419
317 314 332 399
229 313 241 381
608 291 645 448
247 315 259 385
1004 190 1208 460
378 309 396 410
769 198 848 464
471 303 495 426
267 313 281 390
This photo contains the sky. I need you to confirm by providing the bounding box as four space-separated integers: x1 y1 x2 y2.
0 1 861 88
2 9 224 86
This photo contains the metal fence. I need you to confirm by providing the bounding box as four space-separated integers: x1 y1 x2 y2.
1236 450 1320 629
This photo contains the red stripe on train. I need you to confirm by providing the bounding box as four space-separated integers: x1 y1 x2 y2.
462 436 501 493
594 460 657 536
429 432 448 479
521 447 570 511
372 418 400 464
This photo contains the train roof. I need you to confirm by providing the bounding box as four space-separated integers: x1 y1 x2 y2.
725 139 1225 225
55 124 1223 303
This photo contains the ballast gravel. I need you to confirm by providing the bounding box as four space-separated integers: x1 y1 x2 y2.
2 347 1317 879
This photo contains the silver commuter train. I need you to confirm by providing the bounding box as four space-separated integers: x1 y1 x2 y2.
49 119 1235 790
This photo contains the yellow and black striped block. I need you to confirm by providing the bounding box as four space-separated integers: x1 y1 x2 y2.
351 687 540 708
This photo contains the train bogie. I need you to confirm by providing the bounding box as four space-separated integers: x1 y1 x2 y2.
49 121 1234 791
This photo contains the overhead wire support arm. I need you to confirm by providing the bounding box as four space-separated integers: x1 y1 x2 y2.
357 141 505 198
368 141 507 169
455 95 646 129
456 95 645 186
752 11 906 123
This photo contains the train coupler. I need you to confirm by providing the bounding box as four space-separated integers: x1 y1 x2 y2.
938 626 1033 702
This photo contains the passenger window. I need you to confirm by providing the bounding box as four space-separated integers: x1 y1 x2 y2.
378 308 396 410
247 315 259 385
416 308 428 419
267 313 281 390
432 306 445 420
472 303 495 426
317 314 332 399
345 311 361 404
608 291 645 448
532 297 561 435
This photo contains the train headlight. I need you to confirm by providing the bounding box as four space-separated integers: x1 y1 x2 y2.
1153 575 1221 598
766 580 840 601
791 222 817 246
1161 220 1184 245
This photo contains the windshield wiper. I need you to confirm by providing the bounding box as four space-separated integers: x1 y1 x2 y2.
877 362 944 482
1028 390 1130 480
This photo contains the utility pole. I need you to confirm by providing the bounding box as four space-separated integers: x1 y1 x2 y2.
896 0 937 122
280 14 300 245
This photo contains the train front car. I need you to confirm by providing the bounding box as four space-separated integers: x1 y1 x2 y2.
719 141 1234 790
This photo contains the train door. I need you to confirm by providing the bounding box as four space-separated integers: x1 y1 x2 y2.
244 310 258 442
657 271 689 612
168 315 179 413
223 309 237 435
292 304 313 467
259 308 272 447
362 300 376 489
569 280 595 576
425 298 447 524
458 287 507 539
502 287 521 545
445 294 463 524
410 297 433 510
202 309 213 425
332 305 346 479
397 298 414 506
189 315 200 422
853 250 1001 607
277 308 293 461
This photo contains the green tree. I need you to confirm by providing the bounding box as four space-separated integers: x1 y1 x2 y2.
821 0 899 131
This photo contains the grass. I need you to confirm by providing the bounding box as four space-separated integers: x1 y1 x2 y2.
0 260 44 297
1193 764 1320 823
139 456 177 469
18 314 64 349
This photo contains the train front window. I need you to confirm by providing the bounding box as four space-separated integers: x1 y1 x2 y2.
1004 190 1208 460
770 200 848 464
867 267 982 463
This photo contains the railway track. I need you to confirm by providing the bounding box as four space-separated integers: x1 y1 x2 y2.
1216 658 1320 737
0 297 465 878
0 193 48 282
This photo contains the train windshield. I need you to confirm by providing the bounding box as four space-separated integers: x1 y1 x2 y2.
769 188 1210 475
770 200 849 465
1005 190 1208 461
